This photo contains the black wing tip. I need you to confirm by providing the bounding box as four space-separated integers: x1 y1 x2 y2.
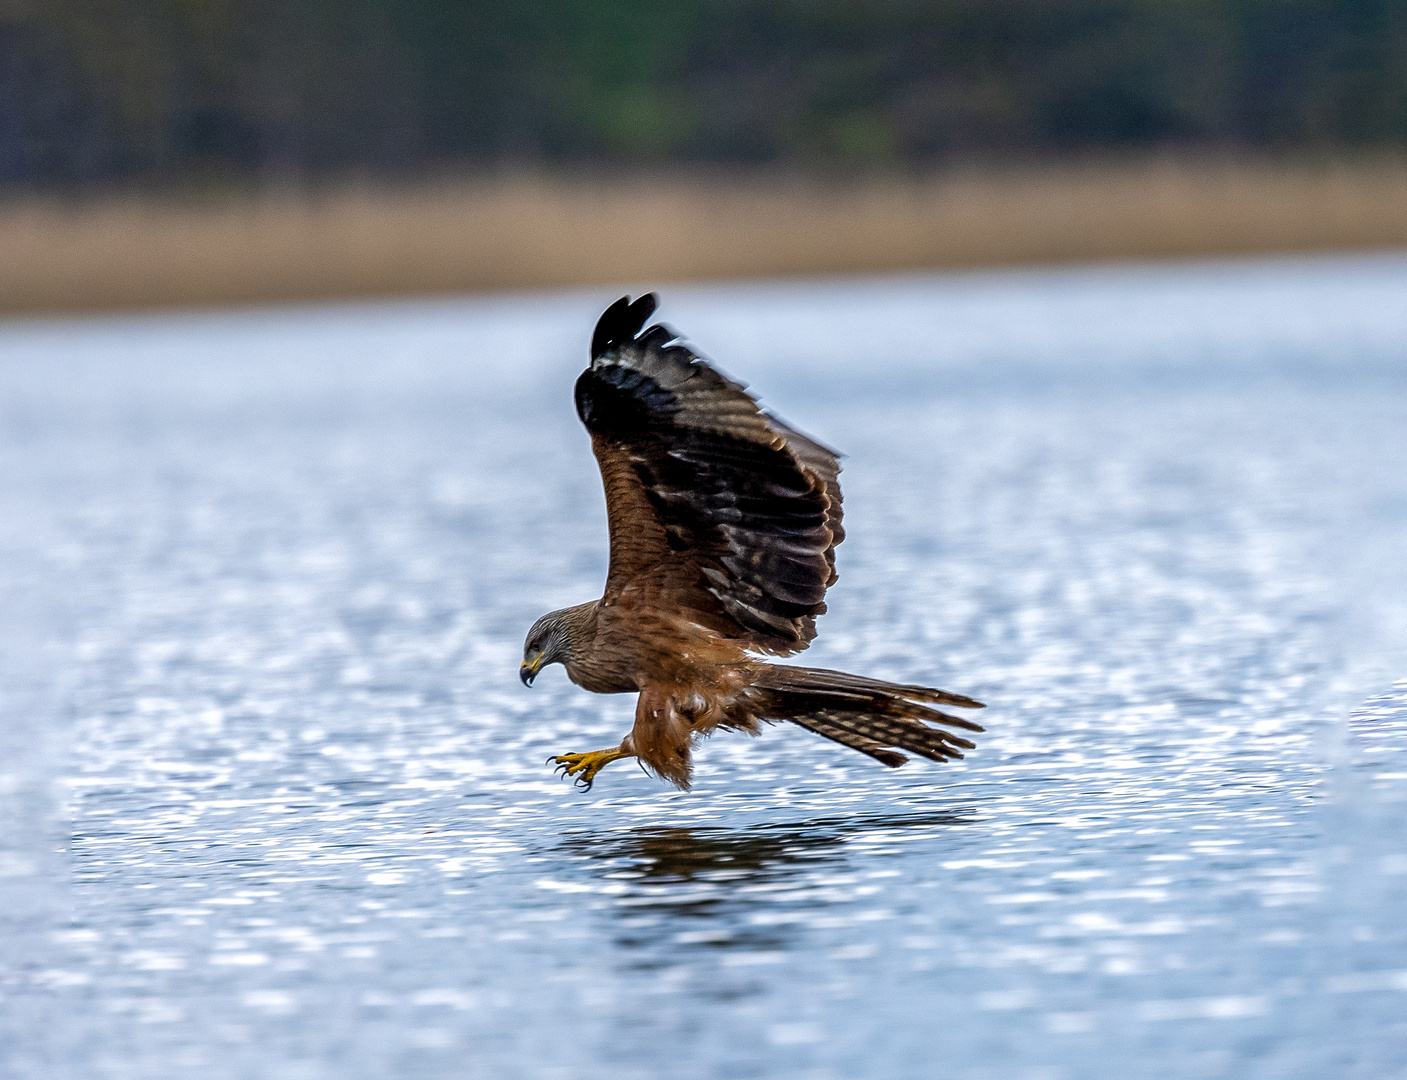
591 293 659 361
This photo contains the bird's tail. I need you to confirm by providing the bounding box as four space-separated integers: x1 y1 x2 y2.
749 665 985 768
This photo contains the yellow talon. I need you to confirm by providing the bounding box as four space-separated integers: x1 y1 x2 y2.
548 748 628 790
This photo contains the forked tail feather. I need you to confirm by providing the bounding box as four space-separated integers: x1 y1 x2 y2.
750 665 985 769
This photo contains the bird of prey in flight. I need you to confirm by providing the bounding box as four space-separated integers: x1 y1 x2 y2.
521 294 984 789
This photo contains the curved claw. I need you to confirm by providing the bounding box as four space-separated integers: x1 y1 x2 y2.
549 754 579 779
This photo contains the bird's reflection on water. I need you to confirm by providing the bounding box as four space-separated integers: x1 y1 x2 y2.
559 809 977 882
553 810 977 959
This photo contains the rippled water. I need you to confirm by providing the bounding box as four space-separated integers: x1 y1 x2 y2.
3 255 1407 1079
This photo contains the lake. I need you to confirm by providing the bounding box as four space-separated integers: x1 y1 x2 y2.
2 254 1406 1078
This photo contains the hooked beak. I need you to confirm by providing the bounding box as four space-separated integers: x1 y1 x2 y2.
520 657 542 686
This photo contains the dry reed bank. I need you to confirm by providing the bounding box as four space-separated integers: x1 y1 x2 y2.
3 157 1406 315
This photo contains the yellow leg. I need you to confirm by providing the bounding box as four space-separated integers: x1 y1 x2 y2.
548 747 631 790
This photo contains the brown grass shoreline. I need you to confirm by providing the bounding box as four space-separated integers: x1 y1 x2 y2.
3 157 1406 316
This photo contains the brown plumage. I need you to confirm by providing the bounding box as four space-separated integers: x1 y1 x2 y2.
521 293 984 789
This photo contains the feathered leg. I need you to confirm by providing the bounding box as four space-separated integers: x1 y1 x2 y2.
627 686 697 790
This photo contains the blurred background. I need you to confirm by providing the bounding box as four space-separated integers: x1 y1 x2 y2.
5 8 1407 1079
3 0 1406 313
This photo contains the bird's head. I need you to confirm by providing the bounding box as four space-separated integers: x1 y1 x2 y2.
520 610 571 686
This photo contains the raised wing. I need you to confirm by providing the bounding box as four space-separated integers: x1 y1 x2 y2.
575 294 844 654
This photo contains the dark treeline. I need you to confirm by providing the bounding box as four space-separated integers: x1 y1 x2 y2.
3 0 1406 188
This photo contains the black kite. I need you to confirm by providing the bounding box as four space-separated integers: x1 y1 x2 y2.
521 294 984 789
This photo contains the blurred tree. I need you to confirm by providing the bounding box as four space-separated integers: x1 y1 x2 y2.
1 0 1404 189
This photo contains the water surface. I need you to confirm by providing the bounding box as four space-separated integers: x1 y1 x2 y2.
2 255 1407 1078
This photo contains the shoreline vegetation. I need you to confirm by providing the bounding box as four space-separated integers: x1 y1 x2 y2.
4 156 1406 316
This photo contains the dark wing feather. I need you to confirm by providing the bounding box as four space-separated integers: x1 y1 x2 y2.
576 294 844 654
